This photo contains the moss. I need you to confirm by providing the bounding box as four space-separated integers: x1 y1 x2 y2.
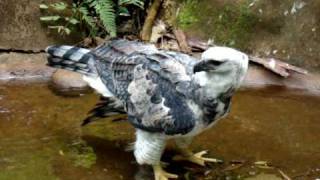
177 0 200 29
177 0 258 49
0 151 58 180
82 118 134 141
66 140 97 169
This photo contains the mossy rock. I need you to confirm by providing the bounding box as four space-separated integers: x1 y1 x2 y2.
177 0 258 49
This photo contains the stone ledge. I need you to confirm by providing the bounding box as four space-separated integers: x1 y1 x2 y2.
0 52 55 83
0 53 319 96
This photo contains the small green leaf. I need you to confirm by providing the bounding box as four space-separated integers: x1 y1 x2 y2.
64 27 71 35
65 17 78 24
119 7 130 16
119 0 144 9
40 16 61 21
50 2 67 11
39 4 49 9
57 27 63 34
68 18 80 25
48 25 63 29
48 26 71 35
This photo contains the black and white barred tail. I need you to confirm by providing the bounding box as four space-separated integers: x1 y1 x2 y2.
46 45 97 76
46 45 115 98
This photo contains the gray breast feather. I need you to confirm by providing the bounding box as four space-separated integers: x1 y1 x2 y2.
128 64 155 114
127 64 174 128
143 98 173 127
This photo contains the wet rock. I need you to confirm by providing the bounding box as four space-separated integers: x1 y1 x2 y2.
51 69 89 90
0 52 54 83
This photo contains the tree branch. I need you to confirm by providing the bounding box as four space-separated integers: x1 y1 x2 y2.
140 0 163 41
173 29 191 53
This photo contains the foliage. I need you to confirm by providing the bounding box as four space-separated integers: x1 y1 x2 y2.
213 2 258 47
177 0 199 29
40 0 145 37
89 0 117 37
177 0 258 49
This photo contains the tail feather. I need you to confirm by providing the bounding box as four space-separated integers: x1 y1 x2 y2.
81 96 127 126
46 45 96 75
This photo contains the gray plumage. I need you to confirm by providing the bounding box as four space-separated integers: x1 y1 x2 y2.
46 39 249 178
46 39 248 136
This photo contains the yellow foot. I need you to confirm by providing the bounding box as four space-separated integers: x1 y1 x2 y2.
153 164 178 180
173 150 223 166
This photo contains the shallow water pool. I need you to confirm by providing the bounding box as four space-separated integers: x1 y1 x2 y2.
0 84 319 180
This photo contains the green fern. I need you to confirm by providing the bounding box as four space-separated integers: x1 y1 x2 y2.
40 0 146 37
88 0 117 37
119 0 145 8
78 6 98 36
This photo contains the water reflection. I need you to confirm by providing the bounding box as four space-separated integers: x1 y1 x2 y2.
0 84 319 179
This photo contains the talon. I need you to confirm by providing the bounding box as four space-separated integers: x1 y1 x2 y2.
173 150 223 166
153 163 178 180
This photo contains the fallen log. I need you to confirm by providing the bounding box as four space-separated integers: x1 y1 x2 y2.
249 56 308 78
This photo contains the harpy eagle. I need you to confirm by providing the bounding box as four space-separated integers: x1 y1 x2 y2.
46 39 248 180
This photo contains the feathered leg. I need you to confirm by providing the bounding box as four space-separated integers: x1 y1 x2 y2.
173 137 222 166
134 130 178 180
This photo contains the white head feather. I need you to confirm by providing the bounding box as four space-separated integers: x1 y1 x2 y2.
201 46 248 63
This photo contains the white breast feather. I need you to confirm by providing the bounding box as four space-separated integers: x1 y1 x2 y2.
82 75 114 97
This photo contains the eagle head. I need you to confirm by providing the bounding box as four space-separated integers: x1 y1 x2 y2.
193 46 249 88
194 46 248 74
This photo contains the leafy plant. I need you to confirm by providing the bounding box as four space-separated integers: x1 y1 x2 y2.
40 2 75 35
40 0 145 37
89 0 117 37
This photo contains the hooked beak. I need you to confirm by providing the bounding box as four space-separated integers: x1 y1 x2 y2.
193 60 224 73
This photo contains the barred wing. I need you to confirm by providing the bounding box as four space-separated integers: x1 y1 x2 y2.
99 52 196 135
